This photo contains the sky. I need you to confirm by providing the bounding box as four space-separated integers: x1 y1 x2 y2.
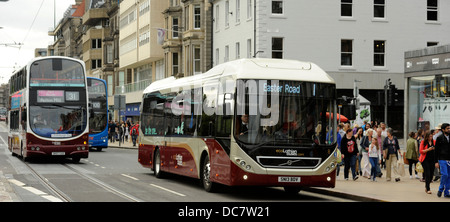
0 0 76 84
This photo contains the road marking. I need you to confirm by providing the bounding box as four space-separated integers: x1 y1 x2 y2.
23 186 47 195
121 174 139 181
150 184 186 197
8 179 26 187
8 179 62 202
42 195 63 202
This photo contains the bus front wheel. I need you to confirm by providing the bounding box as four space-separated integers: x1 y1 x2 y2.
201 155 217 192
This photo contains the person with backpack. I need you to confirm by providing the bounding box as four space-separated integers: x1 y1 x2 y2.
341 128 359 181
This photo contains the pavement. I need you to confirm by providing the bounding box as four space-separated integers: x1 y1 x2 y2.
1 138 449 202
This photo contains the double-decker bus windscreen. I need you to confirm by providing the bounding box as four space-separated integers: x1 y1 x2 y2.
234 80 336 147
88 78 107 134
29 58 87 138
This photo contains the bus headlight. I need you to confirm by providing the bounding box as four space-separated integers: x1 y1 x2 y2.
235 158 252 172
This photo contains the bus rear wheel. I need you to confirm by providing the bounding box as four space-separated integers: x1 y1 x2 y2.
201 155 217 192
153 149 164 178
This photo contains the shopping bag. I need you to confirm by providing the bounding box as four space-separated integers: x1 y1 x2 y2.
397 157 405 177
336 149 342 163
416 162 424 173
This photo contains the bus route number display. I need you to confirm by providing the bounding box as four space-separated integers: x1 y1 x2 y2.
37 90 79 103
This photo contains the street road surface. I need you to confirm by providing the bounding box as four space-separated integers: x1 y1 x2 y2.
0 122 352 202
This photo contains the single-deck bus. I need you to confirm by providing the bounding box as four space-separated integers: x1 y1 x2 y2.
138 58 338 193
8 56 89 162
87 77 108 151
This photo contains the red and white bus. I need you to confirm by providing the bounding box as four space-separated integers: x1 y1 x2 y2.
8 56 89 162
138 58 339 193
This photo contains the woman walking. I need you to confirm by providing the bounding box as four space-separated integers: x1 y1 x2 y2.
341 129 359 181
383 128 402 182
406 131 419 179
368 137 381 181
419 131 436 194
360 128 373 179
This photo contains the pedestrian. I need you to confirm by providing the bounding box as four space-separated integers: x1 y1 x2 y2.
435 123 450 197
118 121 124 146
109 120 116 143
416 129 425 182
372 127 384 177
360 128 373 179
341 128 359 181
354 127 363 176
406 131 420 179
419 131 436 194
125 122 130 143
368 137 381 181
131 121 140 146
383 128 402 182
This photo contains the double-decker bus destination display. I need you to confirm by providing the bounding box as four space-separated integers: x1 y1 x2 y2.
37 90 80 103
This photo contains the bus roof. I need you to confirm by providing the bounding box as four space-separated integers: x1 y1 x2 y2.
143 58 335 94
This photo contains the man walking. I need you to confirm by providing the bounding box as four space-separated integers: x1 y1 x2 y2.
435 123 450 197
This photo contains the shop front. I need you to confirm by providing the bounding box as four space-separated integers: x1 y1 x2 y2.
405 45 450 137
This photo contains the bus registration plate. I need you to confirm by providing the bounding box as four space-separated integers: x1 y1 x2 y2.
278 177 301 183
52 152 65 156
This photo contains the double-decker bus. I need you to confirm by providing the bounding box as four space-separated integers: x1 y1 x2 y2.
8 56 89 162
138 58 339 193
87 77 108 151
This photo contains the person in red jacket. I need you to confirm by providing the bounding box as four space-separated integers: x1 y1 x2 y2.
131 121 139 147
419 131 436 194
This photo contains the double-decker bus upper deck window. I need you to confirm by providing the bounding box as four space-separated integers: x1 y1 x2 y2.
30 58 85 87
28 58 87 138
88 78 107 134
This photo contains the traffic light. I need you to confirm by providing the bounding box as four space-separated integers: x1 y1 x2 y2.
388 84 398 106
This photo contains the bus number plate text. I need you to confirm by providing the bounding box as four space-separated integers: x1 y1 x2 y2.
52 152 65 156
278 177 301 183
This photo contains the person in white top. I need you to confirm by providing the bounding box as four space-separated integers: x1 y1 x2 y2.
368 137 382 181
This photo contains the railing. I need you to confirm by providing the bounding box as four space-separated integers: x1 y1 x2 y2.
115 79 152 95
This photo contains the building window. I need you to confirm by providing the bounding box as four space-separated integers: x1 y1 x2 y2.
91 59 102 69
225 1 230 27
236 42 240 59
172 52 179 75
216 48 220 65
374 0 385 18
374 40 385 67
427 0 438 21
194 46 201 74
172 17 179 38
92 39 102 49
247 0 252 20
247 39 252 58
272 1 283 14
341 0 352 17
106 44 113 64
194 5 201 29
272 37 283 59
236 0 241 23
341 39 353 66
215 5 220 31
225 45 229 62
185 5 189 30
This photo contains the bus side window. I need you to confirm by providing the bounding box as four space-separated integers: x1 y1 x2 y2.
21 108 27 131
